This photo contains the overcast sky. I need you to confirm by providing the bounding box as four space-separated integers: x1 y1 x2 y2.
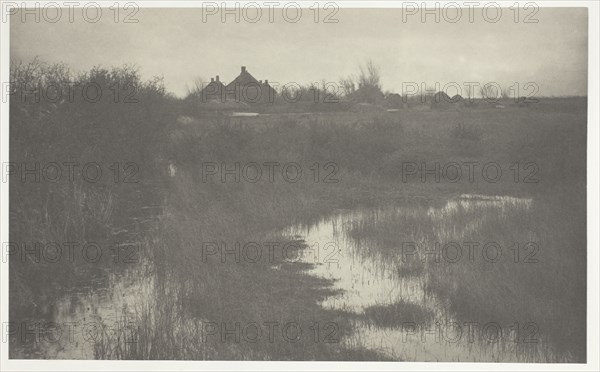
11 6 588 97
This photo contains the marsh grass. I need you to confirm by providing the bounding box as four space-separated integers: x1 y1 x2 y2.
345 190 585 362
10 60 586 361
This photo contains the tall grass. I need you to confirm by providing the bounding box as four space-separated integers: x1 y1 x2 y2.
10 59 586 361
9 59 174 325
345 190 586 361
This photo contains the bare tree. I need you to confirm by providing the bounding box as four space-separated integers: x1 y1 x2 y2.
358 60 381 89
339 75 356 96
339 60 383 103
186 76 206 96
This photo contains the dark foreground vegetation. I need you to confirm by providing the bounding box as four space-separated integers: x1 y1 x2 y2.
9 60 586 361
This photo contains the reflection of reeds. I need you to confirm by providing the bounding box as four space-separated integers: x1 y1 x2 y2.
363 300 434 328
345 192 586 362
90 205 389 360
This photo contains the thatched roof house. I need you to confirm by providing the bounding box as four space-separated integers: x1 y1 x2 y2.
201 75 226 102
225 66 276 103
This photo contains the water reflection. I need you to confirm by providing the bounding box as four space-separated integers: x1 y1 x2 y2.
12 269 152 359
13 193 563 362
288 194 564 362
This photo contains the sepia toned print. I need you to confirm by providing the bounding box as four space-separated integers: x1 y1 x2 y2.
3 2 591 365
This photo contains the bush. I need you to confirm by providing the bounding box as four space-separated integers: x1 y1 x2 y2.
9 59 176 323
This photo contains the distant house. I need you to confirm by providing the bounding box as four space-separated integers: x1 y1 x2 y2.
199 66 276 104
227 66 276 103
201 75 226 102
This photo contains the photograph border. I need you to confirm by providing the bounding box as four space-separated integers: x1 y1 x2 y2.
1 1 598 371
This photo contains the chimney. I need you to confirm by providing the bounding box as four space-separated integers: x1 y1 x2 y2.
216 75 220 82
211 77 214 82
265 79 269 85
259 80 263 83
241 66 246 73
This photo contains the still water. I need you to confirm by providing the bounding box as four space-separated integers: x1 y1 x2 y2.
287 194 564 362
12 194 565 361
